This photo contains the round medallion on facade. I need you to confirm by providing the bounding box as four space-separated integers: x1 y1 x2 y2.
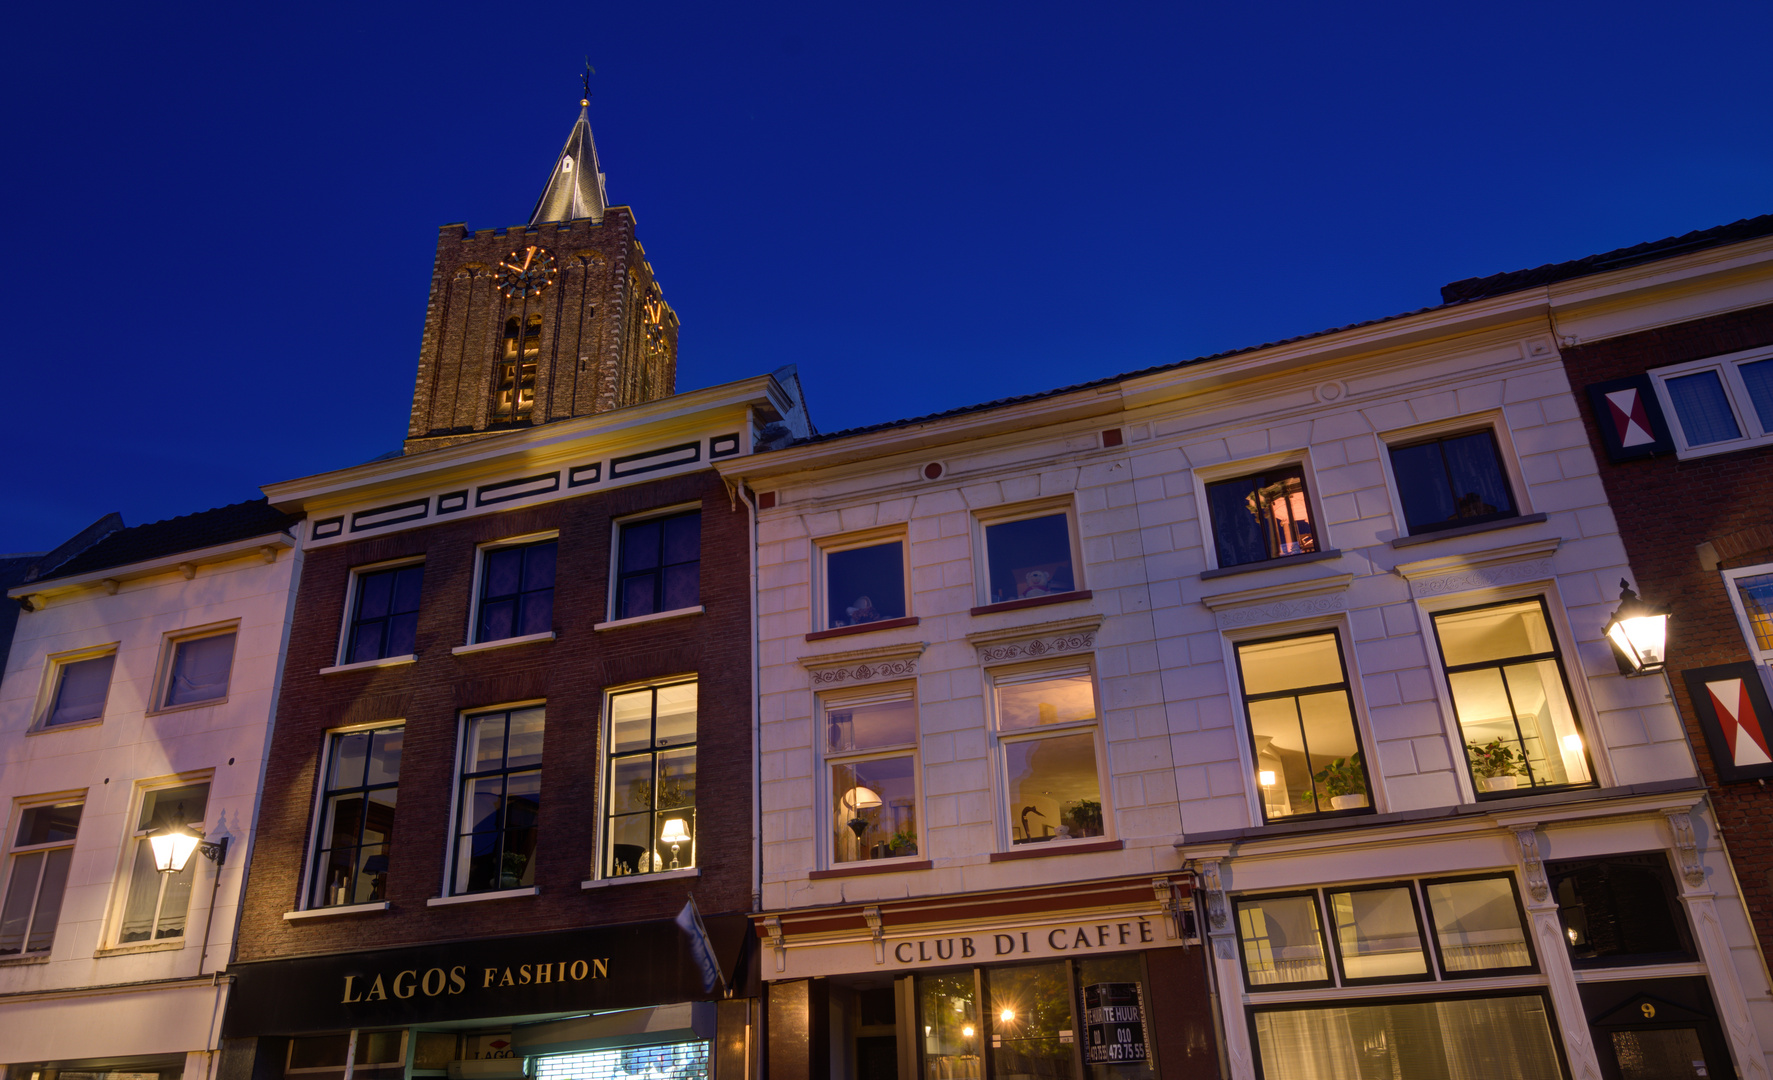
494 245 559 299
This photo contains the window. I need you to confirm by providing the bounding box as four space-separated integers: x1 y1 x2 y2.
992 665 1105 845
824 690 918 862
1422 875 1534 975
1236 893 1331 988
1235 631 1369 821
310 726 402 908
39 651 115 728
1252 995 1562 1080
475 539 556 643
1206 465 1319 567
1432 598 1593 796
119 782 209 943
615 510 700 619
1651 346 1773 457
452 707 543 894
492 314 541 423
1550 854 1695 967
344 564 423 663
979 507 1080 606
1723 563 1773 670
158 631 236 709
1327 884 1430 983
1388 430 1518 535
821 536 907 629
0 802 81 955
604 681 697 876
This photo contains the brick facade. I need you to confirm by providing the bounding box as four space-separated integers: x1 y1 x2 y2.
234 468 751 964
1561 301 1773 959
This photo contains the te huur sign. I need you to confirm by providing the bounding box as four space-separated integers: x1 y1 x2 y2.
223 915 751 1036
779 911 1175 979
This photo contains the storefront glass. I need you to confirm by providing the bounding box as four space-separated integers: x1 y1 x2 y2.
1252 994 1562 1080
532 1043 708 1080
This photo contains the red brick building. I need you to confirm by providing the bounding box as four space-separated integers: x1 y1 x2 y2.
218 97 809 1080
1447 215 1773 970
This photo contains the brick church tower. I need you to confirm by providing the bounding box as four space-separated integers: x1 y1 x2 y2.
404 96 680 454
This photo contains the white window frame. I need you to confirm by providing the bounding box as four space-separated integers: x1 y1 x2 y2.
442 700 546 898
986 659 1111 850
466 531 559 646
972 498 1086 608
1722 562 1773 674
1192 449 1330 571
1649 344 1773 459
1377 412 1533 538
110 773 213 948
819 683 923 867
31 643 119 732
814 526 912 631
598 678 699 880
1 795 84 956
334 557 425 667
147 622 239 715
606 502 703 623
300 720 404 911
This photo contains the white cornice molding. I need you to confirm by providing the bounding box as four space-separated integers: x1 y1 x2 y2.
1546 233 1773 311
1199 572 1354 630
10 532 293 603
799 641 927 687
1392 538 1561 599
964 614 1106 648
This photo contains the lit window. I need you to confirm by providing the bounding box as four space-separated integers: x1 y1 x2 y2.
452 707 543 894
159 631 236 709
1723 563 1773 671
309 726 402 908
1327 885 1430 983
119 782 209 942
1431 598 1592 796
1236 893 1330 987
1253 996 1561 1079
979 507 1081 607
475 539 556 643
615 510 700 619
1422 875 1533 974
345 564 423 663
993 665 1104 846
821 537 907 629
1651 347 1773 457
0 802 82 955
824 690 918 863
1235 632 1369 820
1388 430 1518 535
492 315 541 423
1206 465 1319 567
39 651 115 728
604 681 697 877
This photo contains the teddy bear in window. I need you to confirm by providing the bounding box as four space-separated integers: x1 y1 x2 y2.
845 595 884 624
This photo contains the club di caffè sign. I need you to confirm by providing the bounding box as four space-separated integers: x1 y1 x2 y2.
772 909 1176 980
224 915 749 1036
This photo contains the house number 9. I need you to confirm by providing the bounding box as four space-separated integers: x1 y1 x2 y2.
1641 1003 1657 1019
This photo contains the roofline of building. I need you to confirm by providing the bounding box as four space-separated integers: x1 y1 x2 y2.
9 531 295 603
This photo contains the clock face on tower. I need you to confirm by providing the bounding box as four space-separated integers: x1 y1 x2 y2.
494 245 558 299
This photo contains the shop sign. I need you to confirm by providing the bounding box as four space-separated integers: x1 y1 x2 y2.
885 917 1159 968
1082 982 1148 1065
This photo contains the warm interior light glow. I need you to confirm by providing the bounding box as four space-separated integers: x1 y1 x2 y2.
962 1026 974 1039
660 818 691 844
148 824 202 874
1259 770 1277 787
1000 1008 1015 1023
1566 926 1579 946
1561 734 1583 754
843 786 882 811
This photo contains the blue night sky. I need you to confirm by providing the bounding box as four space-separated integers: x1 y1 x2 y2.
1 1 1768 551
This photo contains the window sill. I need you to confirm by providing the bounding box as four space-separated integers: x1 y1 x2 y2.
1390 513 1547 549
283 900 391 920
1199 550 1342 581
426 886 538 907
809 859 933 880
581 867 701 890
451 632 556 656
593 606 704 632
970 590 1093 617
94 941 186 957
806 616 921 642
28 717 104 736
319 655 417 676
144 696 228 717
989 839 1123 862
0 954 50 967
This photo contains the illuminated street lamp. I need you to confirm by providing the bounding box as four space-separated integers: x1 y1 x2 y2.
1603 580 1672 677
147 822 228 874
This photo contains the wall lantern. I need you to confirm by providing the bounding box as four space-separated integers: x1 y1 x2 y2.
1603 579 1672 677
147 822 228 875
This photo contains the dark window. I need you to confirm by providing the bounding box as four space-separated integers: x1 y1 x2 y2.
1206 466 1319 567
162 633 236 708
346 565 423 663
453 707 543 894
477 541 556 642
617 511 701 619
44 654 115 727
825 541 906 628
0 803 81 955
983 512 1076 605
1389 430 1517 535
1550 854 1695 966
310 727 401 908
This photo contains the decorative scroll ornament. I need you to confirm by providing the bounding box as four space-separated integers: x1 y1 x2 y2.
1198 860 1230 933
762 916 786 973
976 628 1097 664
1199 573 1354 631
810 657 918 686
865 906 885 964
1512 825 1549 902
1410 559 1555 599
1215 592 1346 629
1151 878 1180 941
801 643 926 687
1664 809 1708 889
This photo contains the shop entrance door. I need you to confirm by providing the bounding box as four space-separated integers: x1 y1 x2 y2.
1583 981 1736 1080
1607 1026 1710 1079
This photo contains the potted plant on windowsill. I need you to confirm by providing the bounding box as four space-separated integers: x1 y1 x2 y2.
886 827 918 858
1467 739 1526 792
1063 799 1104 839
1312 754 1368 810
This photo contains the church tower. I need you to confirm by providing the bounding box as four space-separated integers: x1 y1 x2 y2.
404 96 680 454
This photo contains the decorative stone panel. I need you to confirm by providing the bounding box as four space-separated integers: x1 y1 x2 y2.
965 615 1105 664
800 642 926 687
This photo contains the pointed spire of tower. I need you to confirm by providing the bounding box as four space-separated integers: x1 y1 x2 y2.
529 93 609 225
